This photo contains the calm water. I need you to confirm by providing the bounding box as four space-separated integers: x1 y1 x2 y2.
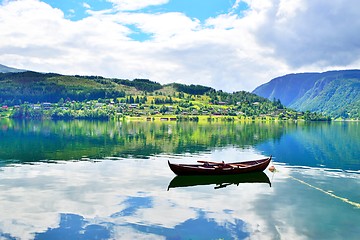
0 119 359 240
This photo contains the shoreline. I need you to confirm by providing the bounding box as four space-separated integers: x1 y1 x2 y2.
1 114 359 122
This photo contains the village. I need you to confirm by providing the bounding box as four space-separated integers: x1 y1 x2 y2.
0 94 326 121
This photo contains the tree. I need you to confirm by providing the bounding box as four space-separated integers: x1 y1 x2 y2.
58 98 64 105
159 105 168 114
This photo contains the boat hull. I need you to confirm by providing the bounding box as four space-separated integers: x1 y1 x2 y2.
168 156 272 176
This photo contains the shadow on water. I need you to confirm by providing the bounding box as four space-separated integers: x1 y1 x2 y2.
167 172 271 190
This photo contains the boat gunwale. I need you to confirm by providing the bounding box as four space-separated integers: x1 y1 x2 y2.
175 157 271 168
168 156 272 176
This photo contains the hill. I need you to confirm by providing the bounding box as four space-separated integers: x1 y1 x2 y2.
253 70 360 119
0 68 319 121
0 71 216 104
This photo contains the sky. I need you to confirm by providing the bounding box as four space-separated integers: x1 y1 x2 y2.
1 0 360 92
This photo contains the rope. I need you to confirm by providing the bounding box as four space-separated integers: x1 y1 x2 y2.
270 166 360 209
288 175 360 209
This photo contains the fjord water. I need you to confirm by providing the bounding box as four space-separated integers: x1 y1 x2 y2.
0 119 359 240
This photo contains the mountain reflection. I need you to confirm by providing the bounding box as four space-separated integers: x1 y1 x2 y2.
167 172 271 190
1 119 358 170
0 119 285 162
257 122 360 170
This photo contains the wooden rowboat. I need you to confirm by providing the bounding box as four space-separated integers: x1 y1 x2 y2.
168 156 272 176
167 172 271 190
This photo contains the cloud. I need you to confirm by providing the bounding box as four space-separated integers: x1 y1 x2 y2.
110 11 201 41
0 0 359 92
252 0 360 68
107 0 169 11
83 2 91 9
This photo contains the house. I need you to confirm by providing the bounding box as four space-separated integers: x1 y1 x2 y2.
95 103 104 108
129 104 138 109
41 102 52 110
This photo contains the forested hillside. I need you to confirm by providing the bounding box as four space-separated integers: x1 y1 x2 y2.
0 71 158 103
253 70 360 119
0 70 325 121
0 71 222 104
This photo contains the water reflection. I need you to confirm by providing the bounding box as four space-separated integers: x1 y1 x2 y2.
1 119 359 171
0 152 359 239
0 157 261 239
34 211 250 240
35 214 111 240
122 210 250 240
0 119 285 162
1 119 359 239
167 172 271 190
258 122 360 170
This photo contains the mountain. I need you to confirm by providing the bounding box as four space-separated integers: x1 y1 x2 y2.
0 64 26 73
253 70 360 119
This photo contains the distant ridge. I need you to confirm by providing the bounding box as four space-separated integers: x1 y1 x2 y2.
0 64 26 73
253 70 360 119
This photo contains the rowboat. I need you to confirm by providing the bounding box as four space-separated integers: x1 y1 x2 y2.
168 156 272 176
167 172 271 190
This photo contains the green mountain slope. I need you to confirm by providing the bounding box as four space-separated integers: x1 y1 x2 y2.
0 68 221 104
253 70 360 119
0 71 131 103
252 73 318 106
0 68 311 121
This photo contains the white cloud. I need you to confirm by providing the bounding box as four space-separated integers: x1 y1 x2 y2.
231 0 242 10
0 0 359 92
107 0 169 11
83 2 91 9
110 12 201 41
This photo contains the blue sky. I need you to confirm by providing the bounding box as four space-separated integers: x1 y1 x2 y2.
45 0 113 20
1 0 360 92
43 0 249 41
45 0 247 22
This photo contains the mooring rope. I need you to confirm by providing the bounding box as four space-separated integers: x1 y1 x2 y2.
269 165 360 209
288 174 360 209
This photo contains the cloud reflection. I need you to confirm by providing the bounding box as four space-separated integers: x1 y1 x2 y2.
0 151 359 239
0 155 266 239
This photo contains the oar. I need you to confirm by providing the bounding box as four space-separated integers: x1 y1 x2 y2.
198 160 251 168
197 160 225 165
